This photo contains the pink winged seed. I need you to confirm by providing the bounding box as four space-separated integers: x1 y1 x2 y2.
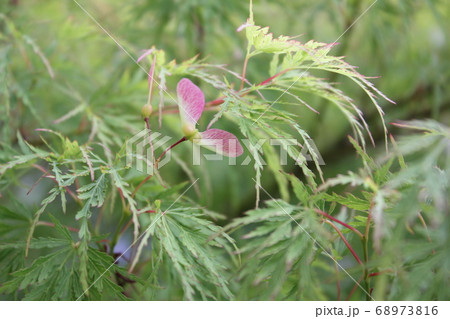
177 78 205 125
137 49 154 63
200 129 244 157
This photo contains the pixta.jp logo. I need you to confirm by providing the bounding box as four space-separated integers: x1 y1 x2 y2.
126 129 324 174
126 129 172 174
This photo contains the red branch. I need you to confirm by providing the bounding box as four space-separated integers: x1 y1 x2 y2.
315 209 363 238
258 68 291 86
325 220 363 265
37 221 79 233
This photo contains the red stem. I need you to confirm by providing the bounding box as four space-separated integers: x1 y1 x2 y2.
155 137 186 170
346 276 364 301
163 69 291 112
27 172 47 195
147 55 156 105
118 219 132 238
315 209 363 238
325 220 363 265
239 55 249 91
206 98 225 107
37 221 79 233
144 117 155 163
132 175 153 198
117 187 127 209
258 68 291 86
31 164 80 204
118 210 157 239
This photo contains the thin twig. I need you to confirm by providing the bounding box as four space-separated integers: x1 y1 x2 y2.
324 220 363 265
346 275 364 301
31 164 81 204
131 175 153 199
155 137 186 170
144 117 155 164
315 209 364 238
239 54 250 91
37 221 79 233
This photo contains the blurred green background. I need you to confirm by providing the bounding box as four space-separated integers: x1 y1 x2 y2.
1 0 449 217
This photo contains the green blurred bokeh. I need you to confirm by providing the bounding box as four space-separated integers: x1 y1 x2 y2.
1 0 449 217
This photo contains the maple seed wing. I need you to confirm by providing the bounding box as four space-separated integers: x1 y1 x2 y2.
137 48 154 63
177 78 205 125
199 129 244 157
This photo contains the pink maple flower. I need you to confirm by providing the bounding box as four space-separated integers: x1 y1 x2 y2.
176 78 243 157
